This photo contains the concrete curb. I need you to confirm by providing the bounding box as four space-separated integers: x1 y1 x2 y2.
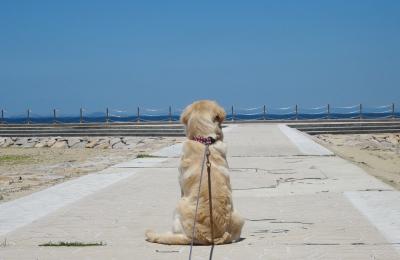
278 124 334 156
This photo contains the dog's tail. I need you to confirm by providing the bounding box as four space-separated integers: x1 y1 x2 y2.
212 232 232 245
145 230 191 245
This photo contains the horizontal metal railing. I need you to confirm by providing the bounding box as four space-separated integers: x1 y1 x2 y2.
0 103 399 124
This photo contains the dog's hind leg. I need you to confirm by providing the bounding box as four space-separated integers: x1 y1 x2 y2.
229 211 245 242
145 230 191 245
172 209 185 233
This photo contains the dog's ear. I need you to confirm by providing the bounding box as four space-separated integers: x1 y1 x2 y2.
180 105 192 125
214 105 226 123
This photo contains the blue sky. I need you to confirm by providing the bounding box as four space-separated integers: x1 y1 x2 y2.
0 0 399 115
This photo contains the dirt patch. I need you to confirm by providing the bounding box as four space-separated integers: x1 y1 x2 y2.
313 133 400 190
0 136 184 203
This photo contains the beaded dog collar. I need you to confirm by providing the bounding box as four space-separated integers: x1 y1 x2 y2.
192 136 217 145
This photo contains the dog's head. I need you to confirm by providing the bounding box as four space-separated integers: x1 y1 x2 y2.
180 100 226 141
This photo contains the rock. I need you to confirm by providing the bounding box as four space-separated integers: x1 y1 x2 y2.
124 143 137 150
14 138 29 147
71 140 87 148
387 135 400 145
125 137 141 145
0 138 13 147
37 137 46 142
34 142 47 148
85 140 98 148
96 138 110 148
19 137 39 148
67 137 81 148
52 140 68 148
0 138 7 146
112 141 127 149
13 138 24 145
136 139 145 144
78 137 88 142
20 141 36 148
46 138 57 147
95 142 110 149
110 138 122 147
27 137 39 143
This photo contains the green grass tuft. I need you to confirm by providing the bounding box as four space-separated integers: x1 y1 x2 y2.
38 241 106 247
0 155 32 164
136 153 158 158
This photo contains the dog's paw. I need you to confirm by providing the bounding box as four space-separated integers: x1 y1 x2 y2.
145 229 156 242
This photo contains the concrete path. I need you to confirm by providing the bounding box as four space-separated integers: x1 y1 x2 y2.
1 124 400 259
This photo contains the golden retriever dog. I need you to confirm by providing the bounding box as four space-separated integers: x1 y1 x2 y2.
145 100 244 245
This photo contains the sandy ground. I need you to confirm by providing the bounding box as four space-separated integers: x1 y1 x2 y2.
0 137 184 203
314 133 400 190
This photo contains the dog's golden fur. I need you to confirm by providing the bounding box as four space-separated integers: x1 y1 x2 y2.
145 100 244 245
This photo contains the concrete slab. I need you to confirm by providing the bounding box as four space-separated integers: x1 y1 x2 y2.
111 157 168 168
151 143 183 158
0 169 135 237
0 167 181 259
345 191 400 254
225 124 302 157
0 155 171 237
228 156 393 197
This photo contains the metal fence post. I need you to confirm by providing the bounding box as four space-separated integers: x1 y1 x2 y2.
169 106 172 122
295 104 298 120
53 109 56 124
106 107 109 123
359 103 362 119
263 105 266 120
327 104 330 119
80 107 83 123
27 109 30 124
231 105 234 121
137 107 140 122
392 103 395 119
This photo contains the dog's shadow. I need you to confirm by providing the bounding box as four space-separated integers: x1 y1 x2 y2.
192 237 246 246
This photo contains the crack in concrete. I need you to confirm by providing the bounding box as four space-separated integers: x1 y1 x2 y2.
253 229 289 234
230 155 333 158
230 168 296 175
270 221 314 225
233 176 329 191
284 242 400 246
155 249 180 253
285 160 302 163
246 218 314 225
234 186 276 190
279 177 327 183
304 242 340 245
357 189 393 192
246 218 277 222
